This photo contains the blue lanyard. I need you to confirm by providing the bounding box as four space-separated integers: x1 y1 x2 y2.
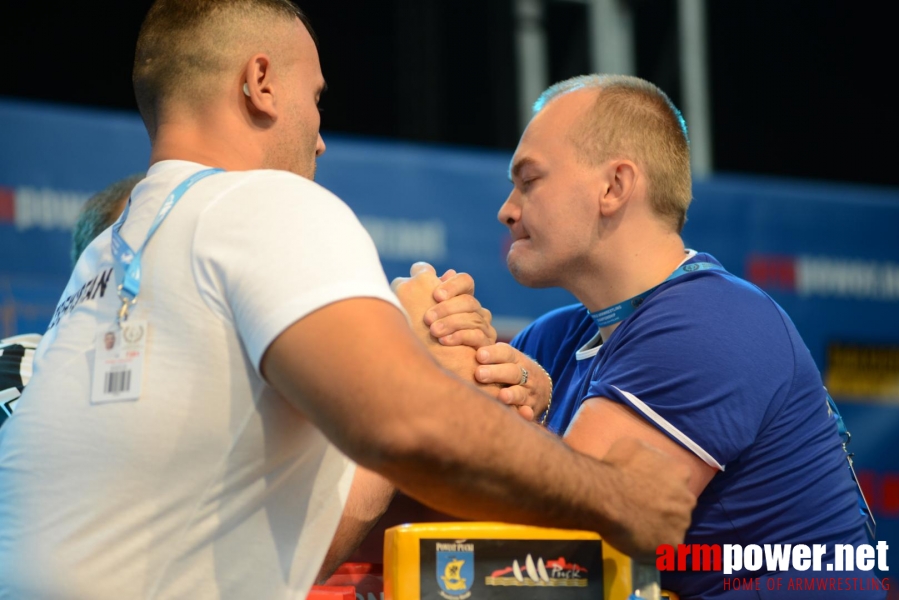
589 262 723 328
112 168 223 323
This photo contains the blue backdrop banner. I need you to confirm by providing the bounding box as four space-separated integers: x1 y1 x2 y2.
2 98 897 578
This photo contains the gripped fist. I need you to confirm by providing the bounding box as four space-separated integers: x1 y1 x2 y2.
425 269 496 349
391 262 442 351
392 263 502 396
474 343 551 422
598 437 695 562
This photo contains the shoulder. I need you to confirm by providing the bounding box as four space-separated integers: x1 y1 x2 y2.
512 304 593 355
189 168 380 292
202 169 352 216
135 164 357 231
193 170 367 245
607 254 797 384
647 253 789 338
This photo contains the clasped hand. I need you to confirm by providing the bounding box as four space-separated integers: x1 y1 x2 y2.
392 262 550 421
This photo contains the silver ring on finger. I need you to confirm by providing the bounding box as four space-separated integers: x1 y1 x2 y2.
518 366 529 386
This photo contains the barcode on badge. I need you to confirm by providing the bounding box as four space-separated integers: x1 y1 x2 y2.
104 370 132 394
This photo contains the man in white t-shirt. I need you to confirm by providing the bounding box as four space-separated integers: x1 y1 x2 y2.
0 2 696 598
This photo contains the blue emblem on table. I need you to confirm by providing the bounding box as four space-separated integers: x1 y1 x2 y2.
436 543 474 599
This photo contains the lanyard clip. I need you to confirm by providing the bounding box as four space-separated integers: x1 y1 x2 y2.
116 284 138 327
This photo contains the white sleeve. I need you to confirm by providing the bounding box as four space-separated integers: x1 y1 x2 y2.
192 171 403 373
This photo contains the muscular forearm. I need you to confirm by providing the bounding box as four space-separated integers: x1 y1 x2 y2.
316 467 395 583
371 372 691 562
367 365 630 539
264 298 693 561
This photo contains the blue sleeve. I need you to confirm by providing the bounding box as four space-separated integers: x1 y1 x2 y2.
509 322 534 353
586 274 794 469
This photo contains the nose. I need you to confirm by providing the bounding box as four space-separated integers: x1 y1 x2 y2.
316 134 326 157
497 191 520 228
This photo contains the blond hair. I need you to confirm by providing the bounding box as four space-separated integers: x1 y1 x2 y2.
535 75 692 232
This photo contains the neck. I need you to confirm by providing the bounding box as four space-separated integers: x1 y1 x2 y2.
568 229 687 340
149 114 263 173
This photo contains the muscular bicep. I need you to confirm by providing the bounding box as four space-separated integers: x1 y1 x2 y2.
563 398 718 498
260 297 443 464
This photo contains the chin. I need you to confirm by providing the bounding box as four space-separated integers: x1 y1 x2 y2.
291 165 315 181
507 257 553 289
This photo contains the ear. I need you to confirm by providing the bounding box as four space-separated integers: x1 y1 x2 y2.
242 53 277 120
598 160 638 219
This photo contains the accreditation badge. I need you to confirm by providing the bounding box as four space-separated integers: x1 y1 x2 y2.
90 319 147 404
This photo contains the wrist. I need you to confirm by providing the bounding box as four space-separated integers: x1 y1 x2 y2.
534 361 553 426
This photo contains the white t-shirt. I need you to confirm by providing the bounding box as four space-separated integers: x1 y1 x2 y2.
0 161 402 599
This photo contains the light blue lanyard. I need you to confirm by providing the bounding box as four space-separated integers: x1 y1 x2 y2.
589 262 723 328
112 168 223 323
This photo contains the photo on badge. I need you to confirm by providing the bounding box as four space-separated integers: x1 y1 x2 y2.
90 319 148 405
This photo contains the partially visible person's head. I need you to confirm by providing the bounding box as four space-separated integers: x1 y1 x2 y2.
133 0 326 179
72 173 145 266
104 332 116 351
534 75 692 232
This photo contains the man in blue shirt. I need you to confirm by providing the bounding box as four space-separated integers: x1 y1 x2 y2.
415 74 884 599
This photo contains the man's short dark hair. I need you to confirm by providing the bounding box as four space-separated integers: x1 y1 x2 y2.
72 173 145 265
133 0 317 136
